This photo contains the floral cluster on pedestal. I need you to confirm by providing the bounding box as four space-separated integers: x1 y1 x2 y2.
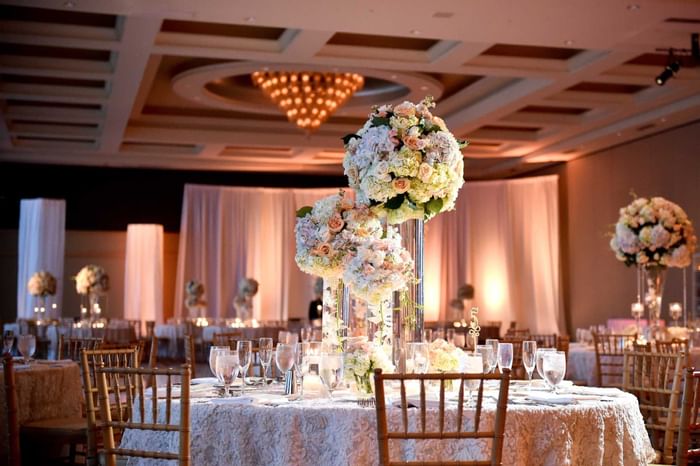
185 279 207 319
75 264 109 320
27 270 57 320
610 196 697 337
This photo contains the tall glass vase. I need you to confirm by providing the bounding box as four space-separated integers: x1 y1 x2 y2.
393 219 425 372
643 266 667 341
321 278 349 352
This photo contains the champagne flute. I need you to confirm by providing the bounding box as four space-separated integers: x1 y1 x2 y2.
522 341 537 389
446 328 456 345
294 342 310 400
536 348 556 381
485 339 499 373
319 353 344 400
422 328 433 343
209 346 230 378
17 335 36 364
542 351 566 394
300 327 312 343
237 340 252 394
496 342 513 373
259 338 273 385
215 351 239 397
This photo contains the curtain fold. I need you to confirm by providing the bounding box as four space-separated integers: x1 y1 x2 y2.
124 224 164 325
17 198 66 319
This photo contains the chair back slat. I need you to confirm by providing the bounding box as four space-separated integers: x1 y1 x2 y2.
58 335 103 361
593 333 636 388
211 331 243 348
373 369 510 465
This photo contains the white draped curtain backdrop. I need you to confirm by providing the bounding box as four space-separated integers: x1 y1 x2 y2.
175 176 563 333
124 224 164 326
17 198 66 319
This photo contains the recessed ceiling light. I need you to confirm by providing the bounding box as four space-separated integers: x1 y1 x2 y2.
63 0 76 7
564 40 575 46
616 132 623 137
410 29 421 36
660 117 667 123
420 85 429 91
244 16 256 23
390 74 397 80
626 4 640 11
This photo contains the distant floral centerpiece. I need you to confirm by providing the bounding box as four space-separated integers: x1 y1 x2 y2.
27 270 57 297
185 279 206 307
75 265 109 295
342 96 467 224
610 196 697 268
295 190 383 279
428 338 464 373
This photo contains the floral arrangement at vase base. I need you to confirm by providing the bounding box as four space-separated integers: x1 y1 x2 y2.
344 337 394 395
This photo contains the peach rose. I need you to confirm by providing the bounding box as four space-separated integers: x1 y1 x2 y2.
431 116 448 131
392 178 411 194
339 193 354 210
404 135 426 151
314 243 333 257
393 101 416 117
328 213 345 233
346 166 359 185
418 162 433 182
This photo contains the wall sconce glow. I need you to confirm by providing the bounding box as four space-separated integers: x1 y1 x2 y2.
484 275 505 310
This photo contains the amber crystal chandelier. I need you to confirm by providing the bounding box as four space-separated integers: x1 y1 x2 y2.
252 71 364 131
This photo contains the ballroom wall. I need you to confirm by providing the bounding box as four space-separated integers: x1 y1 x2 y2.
535 120 700 334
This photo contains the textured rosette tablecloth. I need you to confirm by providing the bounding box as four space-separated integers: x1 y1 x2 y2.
120 381 655 466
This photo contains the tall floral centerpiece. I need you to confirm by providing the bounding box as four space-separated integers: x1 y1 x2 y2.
342 96 467 368
75 265 110 320
295 190 382 350
610 196 697 336
185 279 207 319
27 270 57 319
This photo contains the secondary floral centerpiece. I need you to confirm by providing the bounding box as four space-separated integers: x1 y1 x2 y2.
344 337 394 395
610 196 697 336
342 96 467 224
27 270 57 297
185 279 206 318
75 264 110 296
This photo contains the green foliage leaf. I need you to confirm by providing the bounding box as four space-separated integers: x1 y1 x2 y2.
384 194 405 210
296 206 313 218
341 133 361 145
425 197 444 216
423 124 442 134
371 116 391 127
458 139 469 149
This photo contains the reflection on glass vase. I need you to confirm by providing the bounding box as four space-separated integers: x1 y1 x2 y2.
88 292 102 322
321 278 348 352
643 266 667 341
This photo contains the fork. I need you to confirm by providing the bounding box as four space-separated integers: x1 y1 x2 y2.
358 397 376 408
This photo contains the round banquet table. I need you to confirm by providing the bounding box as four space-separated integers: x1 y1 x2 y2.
120 380 655 466
567 342 700 386
0 359 83 454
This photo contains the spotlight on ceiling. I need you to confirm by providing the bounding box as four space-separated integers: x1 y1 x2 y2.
655 59 681 86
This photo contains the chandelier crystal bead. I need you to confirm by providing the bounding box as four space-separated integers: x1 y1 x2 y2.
252 71 364 131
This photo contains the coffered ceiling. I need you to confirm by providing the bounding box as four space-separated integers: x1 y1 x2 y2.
0 0 699 179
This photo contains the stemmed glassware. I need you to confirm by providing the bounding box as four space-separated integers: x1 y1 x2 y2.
3 331 14 355
215 350 240 397
276 343 296 391
462 352 483 406
535 348 556 381
237 340 252 394
259 338 273 385
408 342 429 374
475 345 493 374
485 339 499 373
522 341 537 389
542 351 566 393
300 327 312 343
294 342 310 400
496 342 513 373
17 335 36 364
422 329 433 343
319 352 344 400
209 346 230 378
446 329 456 345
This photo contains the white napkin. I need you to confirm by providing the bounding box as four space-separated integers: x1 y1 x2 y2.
526 393 575 405
191 377 218 385
251 393 289 406
209 396 255 405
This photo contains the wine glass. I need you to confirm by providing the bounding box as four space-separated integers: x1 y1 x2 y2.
446 329 456 345
536 348 556 381
408 342 429 374
17 335 36 364
3 331 14 355
259 338 273 385
522 341 537 389
422 328 433 343
237 340 252 394
215 351 240 397
294 342 310 400
209 346 230 378
278 331 290 345
319 353 344 400
300 327 312 342
496 342 513 373
485 339 499 373
462 353 483 406
475 345 493 374
542 351 566 393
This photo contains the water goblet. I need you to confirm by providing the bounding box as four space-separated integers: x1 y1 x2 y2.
237 340 252 394
485 339 499 373
209 346 230 378
475 345 493 374
294 342 310 400
408 342 429 374
535 348 556 381
17 335 36 364
319 353 344 400
259 338 273 384
422 328 433 343
496 342 513 373
522 341 537 389
215 351 239 397
542 351 566 393
462 352 483 406
276 343 296 390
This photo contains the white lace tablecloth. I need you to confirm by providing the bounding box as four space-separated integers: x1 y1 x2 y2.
0 360 83 453
120 380 655 466
567 343 700 386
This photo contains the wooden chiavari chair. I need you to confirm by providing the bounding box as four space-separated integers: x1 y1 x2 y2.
373 368 511 466
57 335 103 361
2 354 87 466
80 348 140 466
623 350 685 464
592 332 636 388
531 334 557 348
505 328 530 338
212 331 243 348
95 363 191 466
655 339 691 368
185 334 196 366
677 368 700 466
